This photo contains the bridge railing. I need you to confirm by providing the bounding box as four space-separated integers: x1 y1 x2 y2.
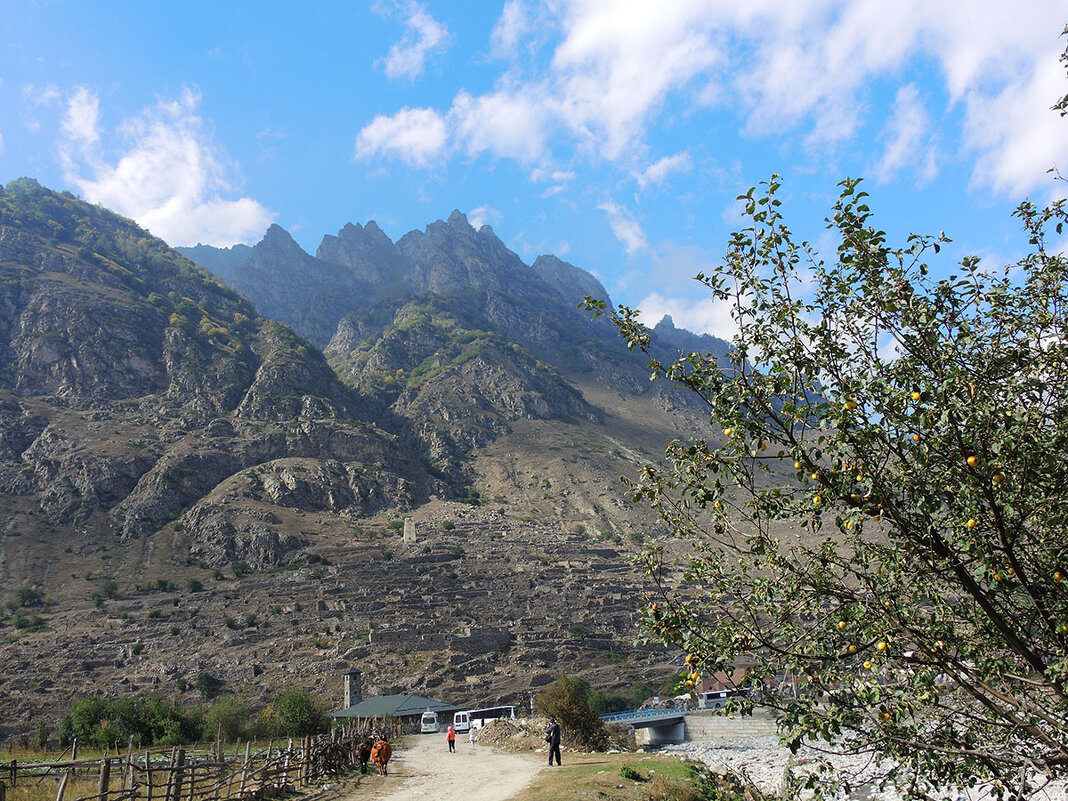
599 707 688 724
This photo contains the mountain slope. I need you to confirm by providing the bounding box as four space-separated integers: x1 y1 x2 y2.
0 178 436 550
0 180 727 742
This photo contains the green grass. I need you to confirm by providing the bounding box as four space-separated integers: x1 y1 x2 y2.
508 752 739 801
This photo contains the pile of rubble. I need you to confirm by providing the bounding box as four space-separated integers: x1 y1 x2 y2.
475 717 554 752
475 717 635 753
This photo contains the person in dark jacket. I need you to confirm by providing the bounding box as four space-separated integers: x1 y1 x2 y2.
545 717 561 766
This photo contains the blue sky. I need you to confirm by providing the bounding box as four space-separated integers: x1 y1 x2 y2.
2 1 1066 338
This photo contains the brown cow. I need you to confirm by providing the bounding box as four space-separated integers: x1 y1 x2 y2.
370 739 392 776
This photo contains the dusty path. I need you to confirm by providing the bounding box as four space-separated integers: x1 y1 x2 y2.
361 733 546 801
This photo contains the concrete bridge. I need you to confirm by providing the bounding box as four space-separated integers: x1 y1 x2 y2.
601 707 779 746
600 707 688 743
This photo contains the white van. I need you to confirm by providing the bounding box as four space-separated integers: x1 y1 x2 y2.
420 709 440 733
453 705 516 733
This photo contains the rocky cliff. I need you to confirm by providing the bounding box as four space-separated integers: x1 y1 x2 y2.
0 178 436 555
0 179 730 743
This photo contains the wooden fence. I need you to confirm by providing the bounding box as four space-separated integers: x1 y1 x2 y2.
0 724 391 801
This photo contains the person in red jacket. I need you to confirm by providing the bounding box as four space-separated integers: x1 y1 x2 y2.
447 724 456 752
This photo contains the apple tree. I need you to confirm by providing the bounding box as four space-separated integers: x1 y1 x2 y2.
585 178 1068 799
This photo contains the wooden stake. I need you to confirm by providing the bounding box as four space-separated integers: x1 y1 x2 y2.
54 772 70 801
162 748 177 801
237 742 251 799
145 751 153 801
97 757 111 801
124 739 134 790
171 749 185 801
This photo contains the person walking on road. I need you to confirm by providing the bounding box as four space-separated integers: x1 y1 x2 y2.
545 717 561 766
447 724 456 752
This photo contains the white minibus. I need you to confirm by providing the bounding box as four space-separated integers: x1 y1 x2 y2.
452 705 517 733
420 709 440 733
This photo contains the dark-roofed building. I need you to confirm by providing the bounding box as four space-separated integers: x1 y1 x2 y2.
334 693 461 721
333 669 462 732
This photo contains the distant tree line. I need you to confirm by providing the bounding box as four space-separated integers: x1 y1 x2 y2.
59 688 329 749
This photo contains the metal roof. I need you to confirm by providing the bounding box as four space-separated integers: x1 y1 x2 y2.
333 693 461 719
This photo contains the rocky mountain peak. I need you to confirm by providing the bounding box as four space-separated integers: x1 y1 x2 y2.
531 254 613 309
258 223 304 253
447 209 471 228
332 220 392 246
315 219 399 289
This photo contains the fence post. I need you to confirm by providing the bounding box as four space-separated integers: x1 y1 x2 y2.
97 757 111 801
55 771 70 801
1 779 6 801
222 744 237 801
238 741 251 798
162 748 176 801
124 738 134 790
281 740 291 789
145 751 153 801
171 749 185 801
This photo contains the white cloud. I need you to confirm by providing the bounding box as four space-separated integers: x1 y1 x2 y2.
530 168 575 182
60 86 275 246
377 1 450 81
871 84 936 185
490 0 531 59
550 1 726 161
635 291 736 341
24 83 61 106
468 205 500 230
356 0 1065 201
62 86 100 145
637 151 692 189
22 83 62 134
354 106 448 167
965 51 1068 198
449 87 549 163
598 200 647 255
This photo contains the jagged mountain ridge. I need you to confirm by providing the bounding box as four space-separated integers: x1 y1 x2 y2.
0 179 728 742
180 209 729 476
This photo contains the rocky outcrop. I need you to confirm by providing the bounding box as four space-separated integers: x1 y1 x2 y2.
395 344 599 462
315 221 401 288
531 254 612 307
0 179 438 559
182 502 307 568
232 225 368 347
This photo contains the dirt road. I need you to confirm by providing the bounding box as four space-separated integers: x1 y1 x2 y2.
362 733 546 801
